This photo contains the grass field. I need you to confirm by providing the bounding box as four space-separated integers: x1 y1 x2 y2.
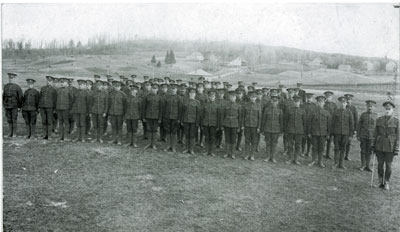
3 55 400 231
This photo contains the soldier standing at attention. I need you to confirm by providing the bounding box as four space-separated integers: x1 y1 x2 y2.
301 93 316 157
296 83 306 103
158 83 169 142
282 88 296 155
124 84 142 147
235 89 246 151
108 80 127 145
331 96 354 169
262 94 283 163
3 73 23 137
200 89 220 156
344 94 358 161
181 88 201 155
22 79 40 139
216 88 227 149
90 79 108 144
39 75 57 140
243 91 261 161
307 96 331 167
51 77 60 134
357 100 377 172
85 79 94 135
195 83 208 148
162 84 182 153
284 95 306 165
143 84 162 150
103 75 113 136
71 79 90 142
141 81 152 140
56 78 73 142
323 91 337 159
221 91 242 159
177 83 187 145
372 101 399 190
67 77 77 134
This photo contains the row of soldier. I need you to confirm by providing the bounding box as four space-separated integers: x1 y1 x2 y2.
3 72 398 190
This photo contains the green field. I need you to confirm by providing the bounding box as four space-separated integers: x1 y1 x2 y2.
3 55 400 231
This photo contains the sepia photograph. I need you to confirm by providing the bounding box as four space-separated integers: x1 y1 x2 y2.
2 2 399 231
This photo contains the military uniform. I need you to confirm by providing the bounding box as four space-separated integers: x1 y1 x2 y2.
85 80 94 135
39 79 57 139
221 94 242 159
67 82 78 134
216 94 228 148
345 101 358 160
200 94 220 156
242 94 261 160
3 73 23 137
140 87 151 139
162 90 182 152
284 98 306 164
90 87 108 143
143 88 162 149
56 82 73 141
324 97 338 159
195 90 208 147
357 105 377 171
281 94 295 153
331 98 354 168
301 99 317 156
108 85 127 145
158 87 169 142
307 97 331 167
372 101 399 190
125 90 142 147
71 84 90 142
261 101 283 163
22 81 40 139
181 93 201 154
235 95 246 151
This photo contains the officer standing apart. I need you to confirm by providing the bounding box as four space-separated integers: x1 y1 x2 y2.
3 73 23 137
372 101 399 190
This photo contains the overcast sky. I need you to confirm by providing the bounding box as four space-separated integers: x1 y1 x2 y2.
2 3 398 59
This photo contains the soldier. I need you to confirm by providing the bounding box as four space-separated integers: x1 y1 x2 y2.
158 83 169 142
85 79 94 135
120 76 130 96
235 89 246 151
216 88 227 148
307 96 331 168
125 84 142 147
200 89 220 156
143 84 162 149
140 81 152 140
93 75 101 89
3 73 23 137
242 91 261 161
301 93 316 157
39 75 57 140
323 91 337 159
22 79 40 139
204 80 211 94
284 95 306 164
261 95 283 163
103 77 113 136
344 94 358 161
278 85 287 100
90 80 108 143
372 101 399 190
181 88 201 154
177 83 187 144
108 80 127 145
331 96 354 169
71 79 90 142
195 83 208 147
67 77 78 134
56 78 73 142
297 83 306 103
52 77 60 133
221 91 242 159
282 88 296 154
357 100 377 172
131 74 137 84
162 84 182 152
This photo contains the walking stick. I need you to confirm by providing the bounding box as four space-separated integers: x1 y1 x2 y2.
370 153 376 187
